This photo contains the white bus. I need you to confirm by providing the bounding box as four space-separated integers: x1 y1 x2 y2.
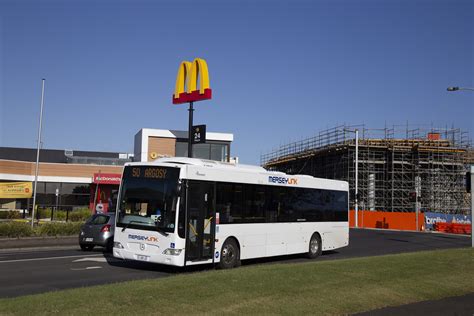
113 157 349 268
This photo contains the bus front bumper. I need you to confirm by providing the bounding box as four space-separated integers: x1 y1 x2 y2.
113 247 184 267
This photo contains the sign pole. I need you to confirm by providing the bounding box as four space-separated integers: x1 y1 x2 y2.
188 101 194 158
31 78 45 228
94 170 101 213
52 188 59 221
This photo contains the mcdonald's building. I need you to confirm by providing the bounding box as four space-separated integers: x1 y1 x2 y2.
0 128 233 214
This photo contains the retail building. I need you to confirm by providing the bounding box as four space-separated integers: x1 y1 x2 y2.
0 129 233 213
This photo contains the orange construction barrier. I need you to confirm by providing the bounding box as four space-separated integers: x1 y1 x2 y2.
433 222 471 235
349 210 424 231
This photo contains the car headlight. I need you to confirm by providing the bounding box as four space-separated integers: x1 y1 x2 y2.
162 248 182 256
80 231 84 236
114 242 124 249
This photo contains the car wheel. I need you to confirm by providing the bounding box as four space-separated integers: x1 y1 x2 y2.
218 238 240 269
80 244 94 251
307 233 322 259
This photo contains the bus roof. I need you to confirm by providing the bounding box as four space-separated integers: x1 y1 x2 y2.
125 157 267 172
124 157 348 191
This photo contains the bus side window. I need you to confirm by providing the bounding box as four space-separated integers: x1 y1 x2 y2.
265 186 278 223
277 187 292 222
216 183 233 224
232 184 243 223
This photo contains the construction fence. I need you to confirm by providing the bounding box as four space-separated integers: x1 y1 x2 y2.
349 210 471 235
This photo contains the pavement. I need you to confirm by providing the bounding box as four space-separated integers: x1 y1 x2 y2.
0 235 77 250
355 292 474 316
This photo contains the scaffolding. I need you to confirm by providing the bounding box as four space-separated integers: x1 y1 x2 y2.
261 124 473 214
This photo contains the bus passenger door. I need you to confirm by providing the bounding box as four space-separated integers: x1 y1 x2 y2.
186 181 215 262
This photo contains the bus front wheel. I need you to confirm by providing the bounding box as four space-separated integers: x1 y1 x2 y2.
218 238 240 269
307 233 322 259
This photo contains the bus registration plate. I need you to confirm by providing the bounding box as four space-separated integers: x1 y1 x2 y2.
136 254 149 261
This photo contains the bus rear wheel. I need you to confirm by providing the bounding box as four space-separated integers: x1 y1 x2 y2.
218 238 240 269
307 233 322 259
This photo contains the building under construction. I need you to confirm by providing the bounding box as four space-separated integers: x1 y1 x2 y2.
261 124 473 214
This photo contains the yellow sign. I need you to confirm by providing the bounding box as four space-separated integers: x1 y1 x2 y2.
0 182 33 199
173 58 212 104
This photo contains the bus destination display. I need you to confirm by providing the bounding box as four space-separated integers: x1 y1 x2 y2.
130 167 168 179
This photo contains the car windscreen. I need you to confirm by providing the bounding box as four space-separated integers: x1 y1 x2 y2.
116 166 180 233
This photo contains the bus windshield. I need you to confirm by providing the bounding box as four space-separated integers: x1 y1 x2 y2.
117 166 180 233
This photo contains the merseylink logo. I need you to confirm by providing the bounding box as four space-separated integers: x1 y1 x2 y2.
268 176 298 185
128 234 158 242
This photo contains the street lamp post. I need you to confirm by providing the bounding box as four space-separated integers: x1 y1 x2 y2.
31 79 46 228
344 128 359 228
447 86 474 92
355 129 359 228
447 85 473 248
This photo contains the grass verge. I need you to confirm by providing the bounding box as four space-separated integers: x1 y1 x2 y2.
0 248 473 315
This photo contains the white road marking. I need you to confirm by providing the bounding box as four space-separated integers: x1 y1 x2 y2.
0 253 103 264
73 257 108 263
70 266 103 271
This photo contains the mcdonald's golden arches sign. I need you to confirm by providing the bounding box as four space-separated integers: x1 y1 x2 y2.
173 58 212 104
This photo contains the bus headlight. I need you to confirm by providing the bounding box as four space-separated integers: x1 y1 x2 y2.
163 248 182 256
114 242 124 249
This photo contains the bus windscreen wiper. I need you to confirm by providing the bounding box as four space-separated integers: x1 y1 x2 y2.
121 220 148 232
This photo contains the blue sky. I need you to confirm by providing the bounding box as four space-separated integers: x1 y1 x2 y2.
1 0 472 165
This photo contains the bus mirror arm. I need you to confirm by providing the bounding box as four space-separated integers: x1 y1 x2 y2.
176 181 183 195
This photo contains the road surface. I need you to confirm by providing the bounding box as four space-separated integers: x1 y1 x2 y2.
0 229 469 298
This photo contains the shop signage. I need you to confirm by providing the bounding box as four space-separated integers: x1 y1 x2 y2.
173 58 212 104
93 173 122 185
0 182 33 198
